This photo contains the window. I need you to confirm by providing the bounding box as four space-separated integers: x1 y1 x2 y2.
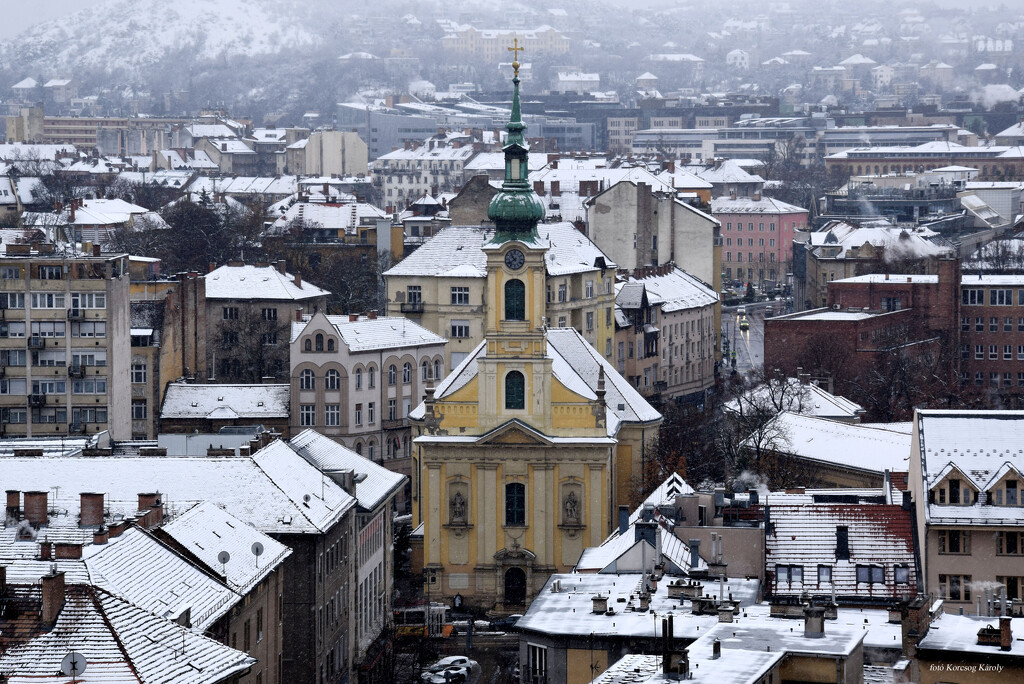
325 404 340 427
325 369 340 390
407 286 422 304
72 379 106 394
315 334 324 352
327 339 334 351
991 289 1014 305
818 565 832 585
585 280 594 298
388 398 397 421
585 311 594 331
1007 317 1014 332
422 360 430 382
938 574 972 601
70 407 103 424
385 364 395 385
1006 345 1014 360
976 317 984 331
131 363 147 383
0 266 19 279
32 380 65 395
434 359 441 381
961 316 970 332
0 322 25 338
355 404 362 426
35 407 69 424
355 368 362 390
31 321 65 338
257 608 264 643
367 402 375 423
1008 479 1018 506
450 287 470 305
368 366 376 388
300 369 315 390
403 363 412 383
70 292 105 310
262 308 277 321
31 292 65 309
991 317 999 332
0 293 24 309
223 307 238 320
990 344 998 359
1 350 26 366
505 482 526 526
222 331 238 347
505 279 526 320
997 531 1023 555
938 529 971 554
776 565 803 586
451 319 470 338
38 265 63 280
505 371 525 409
72 351 105 367
300 404 316 426
962 288 984 305
894 565 910 584
304 339 311 351
132 401 147 420
527 644 547 683
262 332 277 346
856 565 885 584
0 379 26 395
557 283 567 303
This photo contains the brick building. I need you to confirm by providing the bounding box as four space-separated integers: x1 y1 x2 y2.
958 274 1024 401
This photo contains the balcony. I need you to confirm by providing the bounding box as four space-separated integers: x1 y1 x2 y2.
400 302 424 314
382 417 408 430
68 365 86 379
27 336 45 349
69 422 86 434
28 394 47 408
67 309 83 319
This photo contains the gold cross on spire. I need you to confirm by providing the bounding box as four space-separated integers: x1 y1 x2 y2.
508 37 524 77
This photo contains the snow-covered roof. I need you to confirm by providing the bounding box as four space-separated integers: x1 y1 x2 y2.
766 502 916 598
376 145 476 162
186 175 299 197
384 222 614 279
161 383 290 421
289 429 406 511
82 526 240 631
11 77 37 89
204 263 329 301
186 123 239 139
61 198 150 226
464 152 550 173
0 442 355 535
747 412 910 475
711 195 808 215
628 267 718 312
0 143 74 160
270 200 387 234
918 613 1024 657
808 221 952 259
411 327 660 434
161 501 291 595
0 585 255 684
291 313 446 352
832 274 938 284
687 159 764 185
839 53 877 66
725 378 864 421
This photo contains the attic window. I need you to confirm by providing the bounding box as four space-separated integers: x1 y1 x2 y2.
191 401 198 407
836 525 850 560
257 401 264 406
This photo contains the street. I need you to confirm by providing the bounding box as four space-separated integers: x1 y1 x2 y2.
722 303 768 377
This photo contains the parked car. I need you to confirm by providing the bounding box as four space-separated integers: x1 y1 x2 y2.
421 656 481 684
764 306 773 316
490 613 523 631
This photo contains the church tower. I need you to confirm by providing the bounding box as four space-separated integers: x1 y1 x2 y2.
478 52 552 432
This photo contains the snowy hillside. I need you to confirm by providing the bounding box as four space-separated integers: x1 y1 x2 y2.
0 0 325 74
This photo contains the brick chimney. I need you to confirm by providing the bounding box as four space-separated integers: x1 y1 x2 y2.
276 260 287 275
93 526 109 545
1001 616 1012 651
295 307 304 322
6 490 19 519
79 492 104 527
39 542 52 561
209 261 217 273
108 520 127 538
293 272 302 288
70 201 76 223
23 491 48 526
349 313 359 322
41 570 65 625
55 542 82 560
368 310 377 320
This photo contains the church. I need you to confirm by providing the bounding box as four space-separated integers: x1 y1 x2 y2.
408 57 662 611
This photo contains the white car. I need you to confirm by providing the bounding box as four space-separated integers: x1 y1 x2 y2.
736 306 747 316
421 656 480 684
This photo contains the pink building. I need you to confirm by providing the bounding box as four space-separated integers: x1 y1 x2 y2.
711 194 808 287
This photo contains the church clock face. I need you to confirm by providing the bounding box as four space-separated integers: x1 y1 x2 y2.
504 249 525 270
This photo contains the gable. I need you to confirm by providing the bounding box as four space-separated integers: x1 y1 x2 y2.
477 420 554 446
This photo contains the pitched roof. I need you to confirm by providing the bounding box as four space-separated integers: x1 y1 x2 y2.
204 263 329 301
289 429 406 511
384 222 614 278
290 314 447 352
628 267 718 312
0 443 356 535
724 378 864 421
710 195 808 214
160 501 291 595
766 503 916 599
0 584 254 684
160 383 290 421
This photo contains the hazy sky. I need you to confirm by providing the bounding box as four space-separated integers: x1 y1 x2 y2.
1 0 103 40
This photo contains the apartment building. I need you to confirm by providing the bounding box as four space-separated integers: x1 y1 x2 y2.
0 246 131 439
384 222 616 370
439 25 570 62
289 311 445 504
911 410 1024 613
959 274 1024 401
713 193 808 287
373 141 477 209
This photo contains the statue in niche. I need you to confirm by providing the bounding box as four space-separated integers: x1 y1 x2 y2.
563 490 580 523
450 490 467 522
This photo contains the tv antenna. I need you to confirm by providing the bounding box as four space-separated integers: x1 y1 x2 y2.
217 550 230 575
251 541 265 568
61 652 87 683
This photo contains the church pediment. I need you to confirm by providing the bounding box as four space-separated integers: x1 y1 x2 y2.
478 419 554 446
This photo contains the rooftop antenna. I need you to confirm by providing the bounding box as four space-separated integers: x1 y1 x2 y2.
217 550 230 576
251 542 265 569
61 652 87 683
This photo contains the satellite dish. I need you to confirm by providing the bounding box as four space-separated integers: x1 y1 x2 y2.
217 551 231 564
303 494 312 503
251 542 264 557
61 652 87 677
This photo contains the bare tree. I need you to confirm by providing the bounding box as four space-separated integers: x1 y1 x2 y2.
214 307 289 382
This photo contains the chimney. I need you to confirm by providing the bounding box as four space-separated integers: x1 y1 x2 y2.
6 490 19 519
79 492 104 527
551 180 561 197
149 503 164 527
689 539 701 569
753 191 761 201
91 243 100 257
70 202 76 223
276 260 287 274
592 594 608 613
41 570 65 625
711 638 721 659
93 526 109 545
294 272 302 288
1001 616 1012 651
23 491 48 526
368 310 377 320
39 542 52 560
804 605 826 638
54 542 82 560
618 505 629 535
533 180 544 195
209 261 217 273
296 308 304 322
108 520 127 538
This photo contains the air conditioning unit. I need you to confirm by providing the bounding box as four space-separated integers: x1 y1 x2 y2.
832 304 841 310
